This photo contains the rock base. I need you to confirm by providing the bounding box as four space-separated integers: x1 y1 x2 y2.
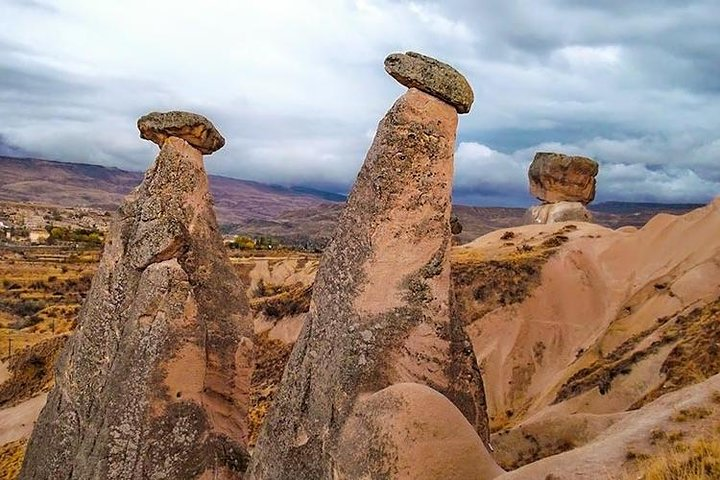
524 201 593 224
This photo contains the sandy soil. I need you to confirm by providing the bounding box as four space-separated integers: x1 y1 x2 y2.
0 361 8 385
0 393 47 446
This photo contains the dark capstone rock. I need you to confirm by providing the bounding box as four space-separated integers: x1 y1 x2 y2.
138 111 225 154
384 51 474 114
451 215 463 235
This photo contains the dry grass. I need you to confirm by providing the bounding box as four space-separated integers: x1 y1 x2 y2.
556 298 720 406
248 334 294 447
0 335 67 408
0 249 95 359
452 247 557 326
0 439 26 480
250 281 312 320
672 406 713 423
632 299 720 408
630 436 720 480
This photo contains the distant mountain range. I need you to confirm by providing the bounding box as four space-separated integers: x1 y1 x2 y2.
0 156 345 224
0 156 707 246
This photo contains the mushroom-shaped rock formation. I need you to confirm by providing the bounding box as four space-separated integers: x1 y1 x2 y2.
385 51 474 113
20 125 253 479
529 152 599 204
138 110 226 154
248 60 487 479
335 383 504 480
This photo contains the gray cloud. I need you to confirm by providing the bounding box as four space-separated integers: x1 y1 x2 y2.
0 0 718 205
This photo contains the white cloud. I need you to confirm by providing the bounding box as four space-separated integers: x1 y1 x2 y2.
0 0 718 204
556 45 621 64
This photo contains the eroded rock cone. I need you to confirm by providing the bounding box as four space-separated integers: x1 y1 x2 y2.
21 130 253 479
248 86 489 479
529 152 599 204
336 384 505 480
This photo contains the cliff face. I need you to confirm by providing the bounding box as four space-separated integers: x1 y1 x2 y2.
20 137 254 480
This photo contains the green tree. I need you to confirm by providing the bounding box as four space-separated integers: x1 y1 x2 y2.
231 235 255 250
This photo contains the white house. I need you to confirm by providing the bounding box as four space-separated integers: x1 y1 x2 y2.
0 221 11 239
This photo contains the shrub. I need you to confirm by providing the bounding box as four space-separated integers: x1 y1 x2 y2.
229 235 256 250
10 299 46 318
29 280 47 290
672 406 713 422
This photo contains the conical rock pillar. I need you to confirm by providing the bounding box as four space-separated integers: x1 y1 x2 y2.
20 134 254 479
248 85 489 479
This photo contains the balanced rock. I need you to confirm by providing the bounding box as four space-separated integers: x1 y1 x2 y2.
529 152 598 204
385 51 474 113
335 383 504 480
524 201 593 224
21 133 253 479
138 110 225 154
248 86 488 479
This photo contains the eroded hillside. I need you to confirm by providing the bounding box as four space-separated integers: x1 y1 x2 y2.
2 199 719 479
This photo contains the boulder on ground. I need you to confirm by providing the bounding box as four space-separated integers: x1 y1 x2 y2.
385 51 474 113
524 201 593 224
335 383 504 480
138 110 226 154
529 152 598 204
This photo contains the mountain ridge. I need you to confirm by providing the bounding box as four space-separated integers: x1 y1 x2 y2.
0 156 344 223
0 155 706 246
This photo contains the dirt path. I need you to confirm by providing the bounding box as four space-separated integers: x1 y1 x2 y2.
0 360 9 385
0 393 47 445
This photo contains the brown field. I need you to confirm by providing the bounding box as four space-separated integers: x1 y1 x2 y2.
0 246 99 361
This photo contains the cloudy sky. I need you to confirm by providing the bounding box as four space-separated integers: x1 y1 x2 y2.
1 0 719 205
